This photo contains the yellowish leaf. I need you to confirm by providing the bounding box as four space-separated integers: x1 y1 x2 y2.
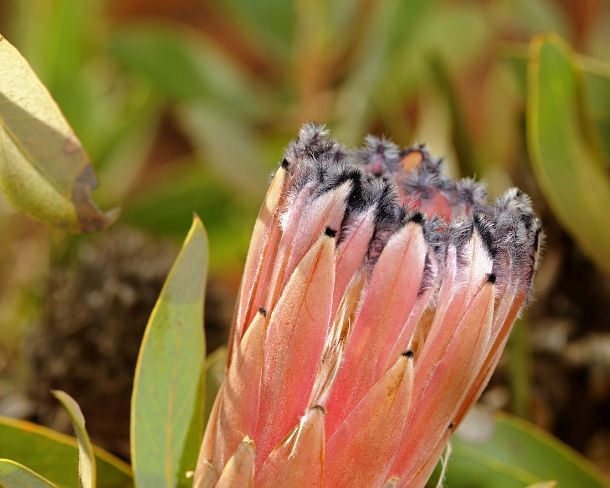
0 34 116 232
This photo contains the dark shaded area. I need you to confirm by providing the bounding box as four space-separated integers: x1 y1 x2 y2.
26 227 230 458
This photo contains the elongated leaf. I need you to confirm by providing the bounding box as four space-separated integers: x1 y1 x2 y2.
0 34 115 232
527 34 610 274
432 412 610 487
52 391 96 488
0 416 132 488
580 58 610 166
131 216 208 488
0 459 57 488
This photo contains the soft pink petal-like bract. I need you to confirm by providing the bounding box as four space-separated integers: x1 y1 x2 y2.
195 124 542 488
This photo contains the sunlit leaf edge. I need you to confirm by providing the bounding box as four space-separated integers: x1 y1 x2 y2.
0 416 131 477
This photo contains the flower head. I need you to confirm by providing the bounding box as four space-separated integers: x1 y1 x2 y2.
195 124 542 488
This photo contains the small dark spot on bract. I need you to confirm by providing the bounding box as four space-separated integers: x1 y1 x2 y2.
488 273 497 284
402 350 415 359
258 306 267 317
325 227 337 238
281 158 290 168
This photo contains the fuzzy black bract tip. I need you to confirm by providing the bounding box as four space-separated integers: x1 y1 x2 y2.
409 212 424 225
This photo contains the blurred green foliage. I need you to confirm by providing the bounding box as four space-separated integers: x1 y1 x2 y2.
4 0 608 275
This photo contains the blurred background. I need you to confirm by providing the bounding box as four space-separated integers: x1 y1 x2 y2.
0 0 609 476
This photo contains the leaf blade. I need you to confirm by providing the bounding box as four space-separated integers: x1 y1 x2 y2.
0 459 57 488
526 34 610 273
131 216 208 488
0 416 131 488
437 411 610 487
52 391 96 488
0 34 115 232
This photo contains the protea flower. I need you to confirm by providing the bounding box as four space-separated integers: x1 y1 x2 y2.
194 124 541 488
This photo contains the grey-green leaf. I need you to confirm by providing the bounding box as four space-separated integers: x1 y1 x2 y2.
131 216 208 488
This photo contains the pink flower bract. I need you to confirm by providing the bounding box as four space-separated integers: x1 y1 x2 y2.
195 124 542 488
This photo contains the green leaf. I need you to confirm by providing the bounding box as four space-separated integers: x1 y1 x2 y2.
131 216 208 488
507 317 531 418
504 41 610 165
437 412 610 487
0 416 132 488
0 34 116 232
0 459 57 488
580 57 610 166
527 34 610 274
52 391 96 488
203 347 227 426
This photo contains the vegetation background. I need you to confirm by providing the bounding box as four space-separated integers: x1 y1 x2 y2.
0 0 609 485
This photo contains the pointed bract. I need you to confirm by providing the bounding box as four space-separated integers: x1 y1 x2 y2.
256 234 335 464
215 437 255 488
258 406 325 488
233 167 286 354
325 355 414 487
395 282 495 482
325 222 426 436
215 312 266 467
195 385 222 480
